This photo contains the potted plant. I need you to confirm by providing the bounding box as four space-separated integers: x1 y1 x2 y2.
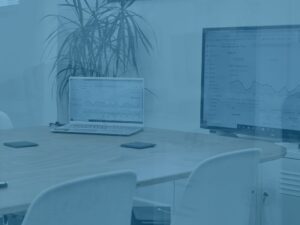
45 0 153 96
44 0 153 121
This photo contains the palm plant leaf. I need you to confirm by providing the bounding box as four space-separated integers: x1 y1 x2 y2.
44 0 154 97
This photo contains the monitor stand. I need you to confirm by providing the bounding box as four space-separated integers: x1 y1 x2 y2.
209 129 239 138
210 129 286 143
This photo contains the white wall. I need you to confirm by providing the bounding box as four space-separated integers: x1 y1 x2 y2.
2 0 300 129
135 0 300 131
0 0 57 128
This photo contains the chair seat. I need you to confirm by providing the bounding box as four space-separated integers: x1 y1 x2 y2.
134 149 260 225
21 171 137 225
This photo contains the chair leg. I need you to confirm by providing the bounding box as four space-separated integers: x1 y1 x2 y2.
2 214 25 225
3 215 8 225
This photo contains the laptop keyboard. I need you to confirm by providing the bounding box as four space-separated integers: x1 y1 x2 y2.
54 123 141 136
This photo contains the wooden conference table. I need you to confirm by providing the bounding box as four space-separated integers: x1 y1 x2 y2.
0 127 286 215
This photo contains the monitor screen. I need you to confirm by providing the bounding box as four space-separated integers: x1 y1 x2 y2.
201 25 300 138
69 78 144 124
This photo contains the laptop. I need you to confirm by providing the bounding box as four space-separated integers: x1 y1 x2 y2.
51 77 144 136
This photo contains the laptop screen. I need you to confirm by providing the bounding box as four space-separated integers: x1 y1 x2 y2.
69 78 144 124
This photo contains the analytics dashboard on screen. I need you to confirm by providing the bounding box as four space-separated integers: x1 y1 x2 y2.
201 25 300 136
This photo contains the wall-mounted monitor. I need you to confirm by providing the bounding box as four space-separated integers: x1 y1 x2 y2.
201 25 300 139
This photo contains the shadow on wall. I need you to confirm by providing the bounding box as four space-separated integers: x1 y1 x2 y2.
0 65 46 127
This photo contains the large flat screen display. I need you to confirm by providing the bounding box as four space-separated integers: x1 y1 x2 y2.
201 25 300 138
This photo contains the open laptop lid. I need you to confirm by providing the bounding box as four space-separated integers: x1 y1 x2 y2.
69 77 144 126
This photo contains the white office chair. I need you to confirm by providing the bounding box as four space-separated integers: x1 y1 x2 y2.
0 111 13 129
20 171 136 225
172 149 260 225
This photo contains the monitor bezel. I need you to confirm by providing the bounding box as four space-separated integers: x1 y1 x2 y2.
200 24 300 140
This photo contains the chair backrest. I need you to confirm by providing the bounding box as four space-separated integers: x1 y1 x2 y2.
173 149 260 225
21 171 137 225
0 111 13 129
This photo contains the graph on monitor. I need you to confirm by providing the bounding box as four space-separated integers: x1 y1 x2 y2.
69 78 144 123
201 25 300 136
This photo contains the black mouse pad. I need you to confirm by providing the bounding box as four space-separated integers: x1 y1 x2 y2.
3 141 39 148
121 142 156 149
